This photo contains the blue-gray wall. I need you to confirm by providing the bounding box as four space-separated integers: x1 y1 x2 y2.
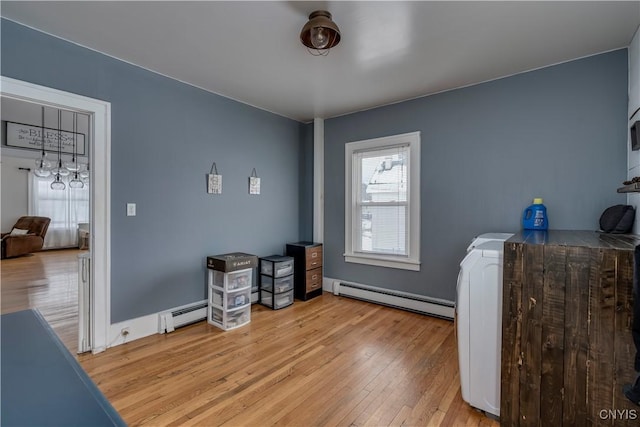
324 50 629 302
1 19 311 322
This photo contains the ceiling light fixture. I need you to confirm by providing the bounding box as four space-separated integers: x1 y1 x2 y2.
64 112 80 173
30 107 89 181
34 106 51 178
69 112 84 189
50 109 67 190
51 109 70 179
79 116 90 184
300 10 341 56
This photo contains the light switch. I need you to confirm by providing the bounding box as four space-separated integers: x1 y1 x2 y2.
126 203 136 216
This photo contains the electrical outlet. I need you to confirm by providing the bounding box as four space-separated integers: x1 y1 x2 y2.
121 327 130 336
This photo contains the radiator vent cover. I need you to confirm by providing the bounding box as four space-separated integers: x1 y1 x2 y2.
333 280 454 320
158 300 207 333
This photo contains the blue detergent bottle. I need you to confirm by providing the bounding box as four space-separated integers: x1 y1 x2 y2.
523 198 548 230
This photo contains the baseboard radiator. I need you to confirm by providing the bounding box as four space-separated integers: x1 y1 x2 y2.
332 280 454 320
158 300 207 333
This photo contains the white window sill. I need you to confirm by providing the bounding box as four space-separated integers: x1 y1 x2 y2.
344 253 421 271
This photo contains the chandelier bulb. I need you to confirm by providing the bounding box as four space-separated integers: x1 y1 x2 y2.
34 168 51 178
34 157 52 177
69 172 84 189
50 174 66 190
53 158 70 177
64 159 80 172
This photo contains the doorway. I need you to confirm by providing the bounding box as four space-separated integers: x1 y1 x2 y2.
1 76 111 353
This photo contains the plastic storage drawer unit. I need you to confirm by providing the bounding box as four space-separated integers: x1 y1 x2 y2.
207 254 256 331
260 255 294 278
259 255 294 310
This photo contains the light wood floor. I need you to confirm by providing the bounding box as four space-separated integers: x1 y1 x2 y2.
2 250 498 426
1 248 81 351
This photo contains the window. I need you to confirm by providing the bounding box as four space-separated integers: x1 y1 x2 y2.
344 131 420 270
29 174 89 249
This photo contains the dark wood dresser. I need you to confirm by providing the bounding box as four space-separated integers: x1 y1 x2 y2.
501 230 640 426
286 242 323 301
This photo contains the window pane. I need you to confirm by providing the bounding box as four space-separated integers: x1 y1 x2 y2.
359 148 407 203
359 205 407 255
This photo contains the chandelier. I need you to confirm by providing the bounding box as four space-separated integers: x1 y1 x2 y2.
33 107 89 189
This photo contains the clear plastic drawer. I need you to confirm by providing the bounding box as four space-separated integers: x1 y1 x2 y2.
227 287 251 309
260 256 294 278
207 305 251 330
260 274 294 293
260 289 294 310
226 305 251 329
209 268 252 291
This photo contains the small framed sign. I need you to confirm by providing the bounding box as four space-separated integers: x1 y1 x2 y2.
207 162 222 194
249 168 260 195
208 174 222 194
5 121 86 155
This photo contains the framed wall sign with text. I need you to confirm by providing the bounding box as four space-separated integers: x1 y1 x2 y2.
5 121 86 155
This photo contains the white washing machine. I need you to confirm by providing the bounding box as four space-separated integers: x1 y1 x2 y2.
465 232 515 252
456 233 512 417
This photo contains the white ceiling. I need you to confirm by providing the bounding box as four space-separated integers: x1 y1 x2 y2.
2 1 639 122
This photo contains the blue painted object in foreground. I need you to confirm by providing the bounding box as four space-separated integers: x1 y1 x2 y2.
1 309 126 426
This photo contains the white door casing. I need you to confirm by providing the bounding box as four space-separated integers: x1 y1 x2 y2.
1 76 111 353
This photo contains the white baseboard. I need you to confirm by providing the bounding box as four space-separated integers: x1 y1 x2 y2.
108 312 161 348
105 277 454 348
323 276 334 292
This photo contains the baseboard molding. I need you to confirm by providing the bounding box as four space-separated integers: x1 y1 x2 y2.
108 312 162 348
325 276 455 319
106 277 454 348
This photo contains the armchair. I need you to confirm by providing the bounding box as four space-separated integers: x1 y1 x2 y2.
1 216 51 259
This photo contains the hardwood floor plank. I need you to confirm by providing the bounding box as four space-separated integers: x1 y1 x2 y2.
2 250 499 426
1 248 81 352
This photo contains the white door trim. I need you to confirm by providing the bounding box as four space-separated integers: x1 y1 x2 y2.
1 76 111 353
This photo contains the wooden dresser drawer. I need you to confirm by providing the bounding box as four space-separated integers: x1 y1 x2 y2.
305 268 322 292
305 248 323 270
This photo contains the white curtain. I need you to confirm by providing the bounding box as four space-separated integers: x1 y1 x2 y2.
28 172 89 249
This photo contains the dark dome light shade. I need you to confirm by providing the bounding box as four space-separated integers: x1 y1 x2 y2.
300 10 341 55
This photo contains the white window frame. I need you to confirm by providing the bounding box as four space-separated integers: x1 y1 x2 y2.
344 131 421 271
